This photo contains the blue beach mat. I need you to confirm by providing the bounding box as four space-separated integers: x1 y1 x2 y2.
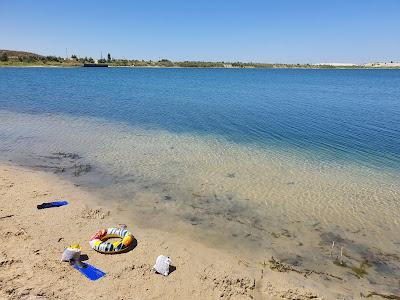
37 201 69 209
72 262 106 281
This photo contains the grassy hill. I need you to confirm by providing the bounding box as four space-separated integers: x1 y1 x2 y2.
0 49 80 67
0 49 44 59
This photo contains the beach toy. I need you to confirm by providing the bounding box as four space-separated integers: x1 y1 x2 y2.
72 261 106 281
89 228 134 254
60 244 106 280
37 201 69 209
61 244 81 262
152 255 172 276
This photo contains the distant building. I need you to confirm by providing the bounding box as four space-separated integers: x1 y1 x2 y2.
314 63 357 67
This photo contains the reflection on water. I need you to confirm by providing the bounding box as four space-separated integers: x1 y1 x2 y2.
1 111 399 293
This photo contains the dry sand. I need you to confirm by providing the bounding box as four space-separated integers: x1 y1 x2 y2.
0 164 384 300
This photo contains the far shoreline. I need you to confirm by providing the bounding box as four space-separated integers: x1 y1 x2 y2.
2 49 399 70
1 64 400 70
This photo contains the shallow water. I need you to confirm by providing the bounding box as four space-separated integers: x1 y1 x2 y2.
0 68 399 294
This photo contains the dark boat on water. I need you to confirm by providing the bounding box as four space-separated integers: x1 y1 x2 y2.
83 63 108 67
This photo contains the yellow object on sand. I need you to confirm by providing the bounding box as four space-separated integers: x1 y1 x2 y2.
70 244 81 250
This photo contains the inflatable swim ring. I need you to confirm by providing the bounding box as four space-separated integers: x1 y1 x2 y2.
89 228 134 254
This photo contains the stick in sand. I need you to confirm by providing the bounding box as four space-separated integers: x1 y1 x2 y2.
330 241 335 257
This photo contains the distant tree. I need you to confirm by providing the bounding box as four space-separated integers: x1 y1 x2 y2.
45 56 59 62
25 55 38 63
71 54 77 59
158 59 173 67
0 52 8 61
88 57 94 63
107 53 111 61
98 58 107 63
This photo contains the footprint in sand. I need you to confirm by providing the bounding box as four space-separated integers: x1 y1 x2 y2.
81 208 110 219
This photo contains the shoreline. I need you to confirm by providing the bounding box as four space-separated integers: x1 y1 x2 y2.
0 164 335 299
1 64 400 70
1 108 400 298
1 163 398 299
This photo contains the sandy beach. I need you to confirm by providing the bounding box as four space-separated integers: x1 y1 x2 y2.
0 164 343 300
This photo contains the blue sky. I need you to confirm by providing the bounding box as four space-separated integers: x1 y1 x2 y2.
1 0 399 63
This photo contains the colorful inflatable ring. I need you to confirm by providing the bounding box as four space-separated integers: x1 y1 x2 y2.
89 228 134 254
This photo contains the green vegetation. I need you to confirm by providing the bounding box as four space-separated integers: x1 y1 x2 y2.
0 50 81 67
0 52 8 61
333 258 371 279
1 49 399 69
350 260 371 278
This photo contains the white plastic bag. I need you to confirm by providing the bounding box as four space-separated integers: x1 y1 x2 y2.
61 246 81 262
153 255 172 276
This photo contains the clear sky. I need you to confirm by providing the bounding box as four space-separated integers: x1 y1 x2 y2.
1 0 399 64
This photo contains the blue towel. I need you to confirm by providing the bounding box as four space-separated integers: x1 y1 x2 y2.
72 262 106 281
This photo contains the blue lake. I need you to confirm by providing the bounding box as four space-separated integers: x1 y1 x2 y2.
1 67 400 171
